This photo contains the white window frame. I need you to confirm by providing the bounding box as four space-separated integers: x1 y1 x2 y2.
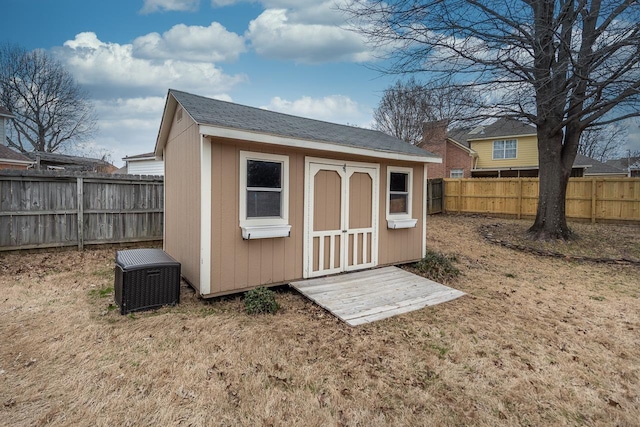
386 166 417 229
450 168 464 178
239 151 290 239
493 139 518 160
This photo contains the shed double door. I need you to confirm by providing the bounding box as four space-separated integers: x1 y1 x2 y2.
304 158 379 278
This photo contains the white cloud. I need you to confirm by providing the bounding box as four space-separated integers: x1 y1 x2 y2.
132 22 245 62
246 9 374 63
261 94 368 126
56 32 246 98
140 0 200 14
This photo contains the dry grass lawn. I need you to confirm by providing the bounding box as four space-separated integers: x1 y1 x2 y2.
1 215 638 426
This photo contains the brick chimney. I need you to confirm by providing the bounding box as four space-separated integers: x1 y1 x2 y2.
419 119 449 178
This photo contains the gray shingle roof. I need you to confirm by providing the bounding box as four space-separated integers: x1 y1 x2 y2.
0 145 31 162
170 89 438 160
574 154 627 175
448 118 536 147
0 106 14 118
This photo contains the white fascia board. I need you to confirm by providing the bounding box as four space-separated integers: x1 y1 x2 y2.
199 124 442 164
0 159 34 165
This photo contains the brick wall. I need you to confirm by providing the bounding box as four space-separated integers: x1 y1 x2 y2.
420 120 474 178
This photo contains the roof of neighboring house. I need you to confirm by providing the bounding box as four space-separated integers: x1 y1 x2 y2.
448 118 536 147
0 106 14 119
26 151 115 171
574 154 627 175
629 160 640 170
157 89 440 162
123 152 159 161
0 145 32 163
606 157 640 170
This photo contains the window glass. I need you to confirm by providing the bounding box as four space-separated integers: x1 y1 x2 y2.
247 191 281 218
493 140 517 159
247 160 281 188
389 194 408 214
450 169 464 178
390 172 407 192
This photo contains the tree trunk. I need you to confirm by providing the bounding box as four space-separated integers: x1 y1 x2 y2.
528 131 573 240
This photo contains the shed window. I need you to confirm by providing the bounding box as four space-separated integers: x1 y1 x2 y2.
386 166 417 229
239 151 291 239
493 140 517 159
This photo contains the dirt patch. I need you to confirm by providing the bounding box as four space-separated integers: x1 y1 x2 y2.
477 217 640 264
1 217 639 426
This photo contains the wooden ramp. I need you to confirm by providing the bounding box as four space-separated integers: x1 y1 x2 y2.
290 266 465 326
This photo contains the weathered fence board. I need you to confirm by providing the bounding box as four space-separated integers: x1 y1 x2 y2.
0 170 164 251
427 178 443 214
444 177 640 223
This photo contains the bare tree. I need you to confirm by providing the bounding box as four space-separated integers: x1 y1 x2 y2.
374 77 478 144
578 125 627 162
344 0 640 239
0 44 96 153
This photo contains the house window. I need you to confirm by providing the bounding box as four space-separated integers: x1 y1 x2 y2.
450 169 464 178
239 151 290 239
386 166 417 229
493 139 517 159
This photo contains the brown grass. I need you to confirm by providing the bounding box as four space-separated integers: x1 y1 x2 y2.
1 215 638 426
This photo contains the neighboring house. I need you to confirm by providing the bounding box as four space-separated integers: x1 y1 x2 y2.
26 151 117 173
421 118 627 178
122 152 164 175
606 156 640 177
628 161 640 177
0 106 14 148
0 144 34 170
155 89 441 298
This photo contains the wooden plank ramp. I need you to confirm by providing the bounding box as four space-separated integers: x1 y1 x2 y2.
290 266 465 326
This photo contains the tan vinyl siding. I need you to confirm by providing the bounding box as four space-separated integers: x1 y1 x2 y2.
471 135 539 168
205 138 426 296
378 163 425 265
164 112 201 291
209 139 305 295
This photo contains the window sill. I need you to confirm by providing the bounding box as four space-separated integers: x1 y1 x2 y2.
241 224 291 240
387 218 418 229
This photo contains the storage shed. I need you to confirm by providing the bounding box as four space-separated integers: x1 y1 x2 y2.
154 89 441 298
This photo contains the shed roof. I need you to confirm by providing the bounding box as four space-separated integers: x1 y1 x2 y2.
123 152 158 161
156 89 440 163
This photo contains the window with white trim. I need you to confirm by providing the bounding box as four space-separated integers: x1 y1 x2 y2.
493 139 517 159
386 166 417 229
239 151 290 239
450 168 464 178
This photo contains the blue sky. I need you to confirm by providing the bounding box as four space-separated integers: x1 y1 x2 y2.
4 0 397 166
3 0 639 166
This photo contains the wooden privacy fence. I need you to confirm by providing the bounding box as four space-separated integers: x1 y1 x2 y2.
444 177 640 223
0 170 164 251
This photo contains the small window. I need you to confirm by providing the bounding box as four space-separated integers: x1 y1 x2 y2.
389 172 409 214
386 166 417 229
246 160 282 218
450 169 464 178
239 152 290 238
493 140 517 159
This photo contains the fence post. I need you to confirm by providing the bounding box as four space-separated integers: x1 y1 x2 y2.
517 178 523 219
77 177 84 250
591 178 597 223
457 180 462 213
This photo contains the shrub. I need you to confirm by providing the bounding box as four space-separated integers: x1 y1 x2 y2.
413 250 460 283
244 287 279 315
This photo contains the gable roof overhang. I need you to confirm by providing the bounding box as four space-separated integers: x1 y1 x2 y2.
155 90 442 164
466 132 537 142
446 137 478 156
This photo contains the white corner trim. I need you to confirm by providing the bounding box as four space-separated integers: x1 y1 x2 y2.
422 164 428 258
387 218 418 229
200 124 442 163
241 224 291 240
200 135 211 295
